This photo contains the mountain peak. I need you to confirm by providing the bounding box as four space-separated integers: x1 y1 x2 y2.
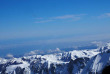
1 43 110 74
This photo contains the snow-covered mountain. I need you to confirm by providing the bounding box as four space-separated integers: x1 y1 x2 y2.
0 43 110 74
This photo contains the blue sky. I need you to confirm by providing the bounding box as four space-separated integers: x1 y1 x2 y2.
0 0 110 50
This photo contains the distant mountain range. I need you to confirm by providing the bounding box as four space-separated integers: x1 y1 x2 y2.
0 43 110 74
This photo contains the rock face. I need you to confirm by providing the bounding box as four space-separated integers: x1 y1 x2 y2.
0 43 110 74
102 66 110 74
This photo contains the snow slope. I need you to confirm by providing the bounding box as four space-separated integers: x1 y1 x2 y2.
1 43 110 74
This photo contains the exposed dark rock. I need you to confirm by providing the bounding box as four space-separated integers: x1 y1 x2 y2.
102 66 110 74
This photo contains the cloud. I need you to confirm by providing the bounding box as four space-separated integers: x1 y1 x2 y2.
55 48 61 51
25 50 45 56
25 48 63 56
53 15 79 19
35 20 53 23
91 41 108 48
53 14 83 20
6 54 14 58
34 14 86 23
28 51 36 55
35 17 43 20
106 13 110 16
98 13 110 19
47 48 61 53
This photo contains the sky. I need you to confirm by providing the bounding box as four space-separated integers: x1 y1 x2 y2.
0 0 110 51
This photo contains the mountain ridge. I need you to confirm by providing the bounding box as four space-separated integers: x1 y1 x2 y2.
0 43 110 74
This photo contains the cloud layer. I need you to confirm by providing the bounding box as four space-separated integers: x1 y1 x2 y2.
25 48 63 56
98 13 110 18
6 54 14 58
35 14 86 23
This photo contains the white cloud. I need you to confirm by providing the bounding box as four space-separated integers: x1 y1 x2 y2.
6 54 14 58
35 14 86 23
106 13 110 16
25 50 38 56
55 48 61 52
35 17 43 20
25 50 45 56
53 15 78 19
91 41 108 48
29 51 36 55
98 13 110 18
25 48 63 56
35 20 53 23
51 15 81 21
48 48 61 53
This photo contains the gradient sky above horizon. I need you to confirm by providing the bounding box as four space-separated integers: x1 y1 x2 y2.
0 0 110 50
